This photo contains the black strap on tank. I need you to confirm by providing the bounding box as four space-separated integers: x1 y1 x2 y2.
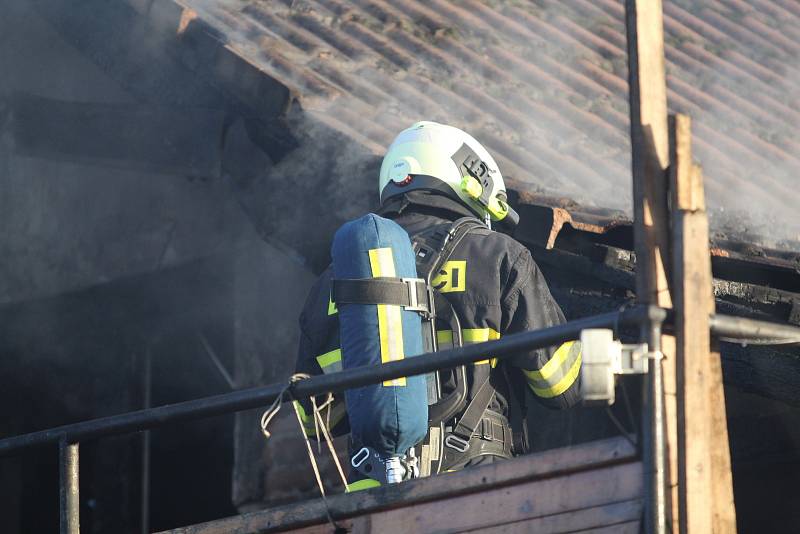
331 277 431 315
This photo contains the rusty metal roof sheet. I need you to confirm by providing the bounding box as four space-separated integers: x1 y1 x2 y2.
173 0 799 250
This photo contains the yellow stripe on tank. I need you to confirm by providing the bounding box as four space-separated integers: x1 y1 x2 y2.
368 248 406 387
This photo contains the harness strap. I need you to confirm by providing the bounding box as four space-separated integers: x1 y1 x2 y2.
449 376 495 444
441 410 513 471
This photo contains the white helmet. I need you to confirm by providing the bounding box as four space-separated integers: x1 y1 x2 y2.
379 121 518 226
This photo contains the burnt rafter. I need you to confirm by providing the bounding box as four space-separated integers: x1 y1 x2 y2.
29 0 225 109
9 93 227 178
30 0 298 162
509 191 800 298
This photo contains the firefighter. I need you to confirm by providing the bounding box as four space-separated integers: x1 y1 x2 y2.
294 121 581 490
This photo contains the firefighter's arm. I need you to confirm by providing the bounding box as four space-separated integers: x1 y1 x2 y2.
501 248 582 409
294 284 351 438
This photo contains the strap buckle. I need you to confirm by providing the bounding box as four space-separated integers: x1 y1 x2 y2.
351 447 370 468
481 419 493 441
444 434 470 453
401 278 429 314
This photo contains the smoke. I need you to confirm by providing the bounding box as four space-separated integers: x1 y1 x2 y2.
0 0 261 306
661 0 800 249
181 0 799 250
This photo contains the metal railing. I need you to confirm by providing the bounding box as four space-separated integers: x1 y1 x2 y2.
0 305 797 533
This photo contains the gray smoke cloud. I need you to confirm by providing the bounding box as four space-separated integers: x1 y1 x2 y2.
183 0 799 250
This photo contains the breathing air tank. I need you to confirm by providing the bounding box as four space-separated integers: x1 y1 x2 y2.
331 214 428 472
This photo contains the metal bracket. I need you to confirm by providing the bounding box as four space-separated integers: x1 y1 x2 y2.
580 329 649 405
401 277 430 315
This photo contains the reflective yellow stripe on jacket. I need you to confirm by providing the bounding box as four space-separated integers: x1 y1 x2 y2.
316 348 342 374
436 328 500 367
522 341 582 398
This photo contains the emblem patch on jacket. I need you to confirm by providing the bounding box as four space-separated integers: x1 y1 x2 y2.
432 260 467 293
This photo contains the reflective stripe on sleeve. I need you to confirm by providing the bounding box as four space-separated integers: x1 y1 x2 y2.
522 341 582 398
315 348 342 374
369 247 406 387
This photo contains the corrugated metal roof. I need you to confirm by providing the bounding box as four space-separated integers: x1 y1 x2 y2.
177 0 799 249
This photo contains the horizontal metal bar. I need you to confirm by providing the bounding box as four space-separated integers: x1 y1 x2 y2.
710 314 800 344
0 305 663 457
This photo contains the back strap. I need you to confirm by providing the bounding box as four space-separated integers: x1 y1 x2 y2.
414 217 486 282
332 277 431 315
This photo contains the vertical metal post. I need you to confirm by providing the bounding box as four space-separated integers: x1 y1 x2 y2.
141 347 152 534
642 318 667 534
59 438 80 534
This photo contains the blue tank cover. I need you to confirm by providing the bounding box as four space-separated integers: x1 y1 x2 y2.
331 214 428 457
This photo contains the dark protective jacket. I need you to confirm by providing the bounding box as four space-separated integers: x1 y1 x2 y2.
294 191 581 441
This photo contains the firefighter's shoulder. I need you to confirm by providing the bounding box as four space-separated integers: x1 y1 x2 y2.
461 225 532 263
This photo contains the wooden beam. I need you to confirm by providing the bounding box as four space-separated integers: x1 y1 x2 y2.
9 94 226 178
347 464 643 534
670 114 736 533
158 437 638 534
624 1 678 532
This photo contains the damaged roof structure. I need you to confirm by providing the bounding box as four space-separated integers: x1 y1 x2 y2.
0 0 798 532
172 0 800 247
135 0 800 314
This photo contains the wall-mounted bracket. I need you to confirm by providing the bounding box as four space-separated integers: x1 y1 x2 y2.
580 328 650 405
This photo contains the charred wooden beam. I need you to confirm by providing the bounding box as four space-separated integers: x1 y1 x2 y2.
29 0 225 109
9 94 226 178
510 194 800 296
29 0 297 163
0 253 232 346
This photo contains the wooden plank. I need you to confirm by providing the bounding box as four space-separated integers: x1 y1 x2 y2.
289 521 353 534
624 1 678 531
579 522 641 534
670 114 736 534
624 0 672 307
407 499 642 534
708 338 736 534
671 115 713 534
346 463 642 534
157 437 637 534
